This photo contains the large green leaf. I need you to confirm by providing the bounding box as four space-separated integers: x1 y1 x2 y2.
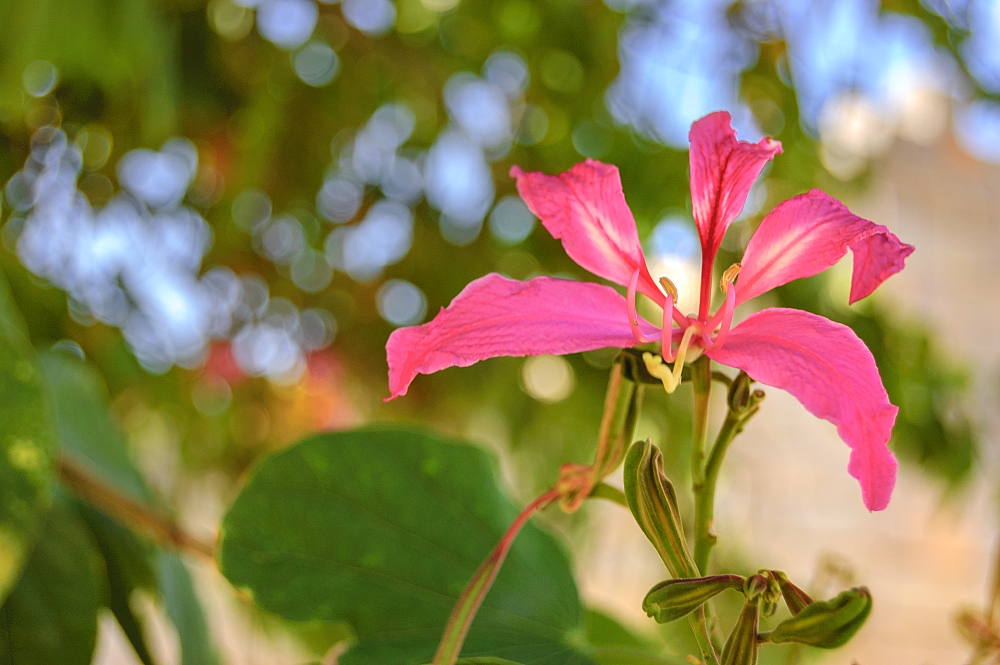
585 611 683 665
218 426 592 665
0 272 56 601
0 499 102 665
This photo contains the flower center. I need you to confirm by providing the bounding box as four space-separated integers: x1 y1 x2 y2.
627 265 741 393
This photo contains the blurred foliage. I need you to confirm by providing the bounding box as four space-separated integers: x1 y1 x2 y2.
0 0 988 663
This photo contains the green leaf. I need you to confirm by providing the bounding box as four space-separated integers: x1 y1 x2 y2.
158 551 220 665
585 611 684 665
40 351 219 665
39 351 154 504
0 271 57 601
76 503 158 665
218 426 592 665
0 499 102 665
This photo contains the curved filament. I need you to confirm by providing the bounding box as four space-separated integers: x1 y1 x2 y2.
661 294 676 362
708 283 737 349
627 268 659 344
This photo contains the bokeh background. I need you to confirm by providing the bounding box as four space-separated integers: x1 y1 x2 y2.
1 0 999 662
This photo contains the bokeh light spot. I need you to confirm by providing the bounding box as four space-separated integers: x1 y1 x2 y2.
488 195 535 245
376 279 427 326
232 189 272 232
22 61 58 98
256 0 318 49
341 0 397 36
208 0 254 40
293 41 339 86
522 355 575 403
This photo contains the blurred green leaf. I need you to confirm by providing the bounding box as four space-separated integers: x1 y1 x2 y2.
0 499 102 665
159 550 220 665
218 426 593 665
585 610 684 665
40 350 154 504
76 503 159 665
0 270 57 601
40 350 219 665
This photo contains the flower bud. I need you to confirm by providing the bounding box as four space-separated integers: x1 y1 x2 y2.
727 371 753 413
624 439 698 579
593 360 642 480
721 576 766 665
558 360 642 512
643 574 745 623
771 571 813 615
761 587 872 649
758 571 783 619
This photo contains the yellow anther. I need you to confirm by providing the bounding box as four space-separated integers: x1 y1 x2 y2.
642 325 697 394
720 262 742 294
659 276 679 302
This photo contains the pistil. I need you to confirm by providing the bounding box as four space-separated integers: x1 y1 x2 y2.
643 324 698 394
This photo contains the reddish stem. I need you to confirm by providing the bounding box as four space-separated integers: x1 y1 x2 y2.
432 488 561 665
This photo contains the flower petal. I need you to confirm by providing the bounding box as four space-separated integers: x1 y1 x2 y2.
386 273 659 399
736 190 915 305
690 111 782 273
706 308 898 511
511 160 662 302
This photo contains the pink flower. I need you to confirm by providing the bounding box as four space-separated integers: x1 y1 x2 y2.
386 111 913 511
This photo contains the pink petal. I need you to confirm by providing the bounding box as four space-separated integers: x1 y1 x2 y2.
511 160 662 303
689 111 782 275
706 308 898 511
737 190 915 306
386 273 659 400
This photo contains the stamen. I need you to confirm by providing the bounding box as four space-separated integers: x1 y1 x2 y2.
642 325 697 394
661 294 676 362
627 268 659 344
708 282 736 349
720 263 741 295
659 276 678 302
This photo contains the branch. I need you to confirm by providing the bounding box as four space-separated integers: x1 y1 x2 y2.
58 456 216 561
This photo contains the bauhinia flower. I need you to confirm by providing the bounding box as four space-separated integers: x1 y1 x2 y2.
386 111 914 511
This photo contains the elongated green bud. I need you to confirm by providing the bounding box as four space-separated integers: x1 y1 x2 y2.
720 574 767 665
761 587 872 649
624 440 698 578
643 574 746 623
771 571 814 615
595 360 642 480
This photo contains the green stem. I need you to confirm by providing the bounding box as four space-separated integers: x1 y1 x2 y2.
688 606 720 665
693 409 742 576
589 482 627 508
690 355 712 574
